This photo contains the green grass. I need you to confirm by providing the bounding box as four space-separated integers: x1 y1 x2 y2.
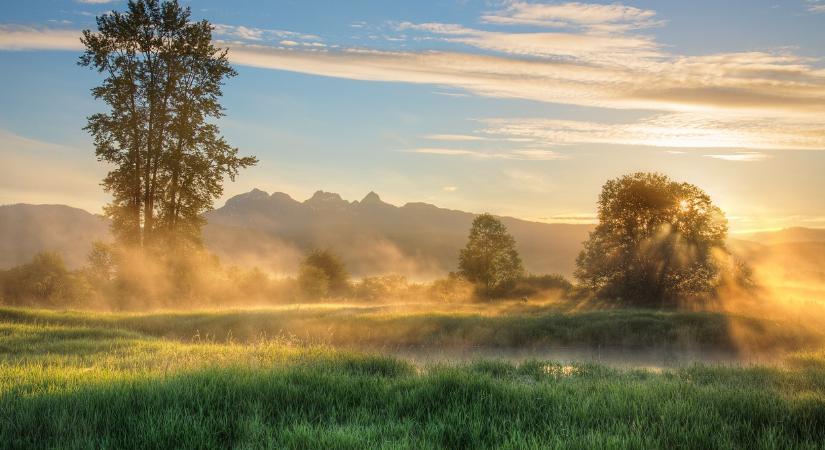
1 303 822 353
2 308 825 448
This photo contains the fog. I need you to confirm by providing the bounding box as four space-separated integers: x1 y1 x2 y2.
1 229 824 369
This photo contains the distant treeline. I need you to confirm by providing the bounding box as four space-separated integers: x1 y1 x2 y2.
0 245 571 310
0 172 756 310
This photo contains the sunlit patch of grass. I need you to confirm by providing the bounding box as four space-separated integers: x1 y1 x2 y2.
3 305 823 355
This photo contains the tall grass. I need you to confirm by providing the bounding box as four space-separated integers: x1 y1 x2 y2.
1 309 825 448
2 304 823 353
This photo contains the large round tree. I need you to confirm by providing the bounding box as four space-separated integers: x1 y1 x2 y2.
458 214 524 297
575 172 730 306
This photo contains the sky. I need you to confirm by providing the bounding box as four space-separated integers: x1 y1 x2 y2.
1 0 824 233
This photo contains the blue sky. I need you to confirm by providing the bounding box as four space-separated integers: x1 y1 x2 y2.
1 0 825 232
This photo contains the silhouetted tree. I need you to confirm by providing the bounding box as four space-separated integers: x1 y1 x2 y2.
298 249 350 298
79 0 256 249
458 214 524 297
575 172 730 306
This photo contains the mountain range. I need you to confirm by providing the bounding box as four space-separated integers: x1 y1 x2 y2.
2 189 824 280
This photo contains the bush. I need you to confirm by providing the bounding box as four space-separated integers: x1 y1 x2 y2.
354 275 411 301
0 252 92 307
511 274 573 298
428 273 475 302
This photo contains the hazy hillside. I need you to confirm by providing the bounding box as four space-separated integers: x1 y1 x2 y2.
204 189 594 278
0 204 109 268
4 193 824 282
742 227 825 245
0 191 592 277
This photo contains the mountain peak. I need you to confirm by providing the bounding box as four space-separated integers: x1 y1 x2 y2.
225 188 270 206
269 191 296 203
305 190 346 207
361 191 382 204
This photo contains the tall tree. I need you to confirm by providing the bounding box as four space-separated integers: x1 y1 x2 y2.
458 214 524 297
575 172 730 306
79 0 256 249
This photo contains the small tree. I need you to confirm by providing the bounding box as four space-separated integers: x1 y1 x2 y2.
458 214 524 297
575 172 731 306
298 249 349 298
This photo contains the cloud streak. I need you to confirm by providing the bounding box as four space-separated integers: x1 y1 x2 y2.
3 3 825 152
224 44 825 118
806 1 825 13
480 1 664 32
703 152 770 162
397 21 661 64
404 147 566 160
481 112 825 150
0 25 82 51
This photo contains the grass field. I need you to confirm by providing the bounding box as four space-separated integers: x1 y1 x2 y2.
2 306 825 448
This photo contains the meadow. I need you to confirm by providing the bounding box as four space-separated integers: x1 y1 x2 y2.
2 305 825 449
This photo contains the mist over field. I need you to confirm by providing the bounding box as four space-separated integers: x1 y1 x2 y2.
2 0 825 448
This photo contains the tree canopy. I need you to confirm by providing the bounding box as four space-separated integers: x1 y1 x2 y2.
575 172 731 306
298 249 350 298
458 214 524 297
79 0 256 249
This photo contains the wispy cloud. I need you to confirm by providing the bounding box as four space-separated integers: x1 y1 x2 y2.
214 24 265 41
703 152 771 162
222 43 825 126
480 1 663 32
806 0 825 13
3 4 825 153
0 25 82 51
424 134 489 141
404 147 565 160
212 24 321 44
396 21 661 63
432 90 470 98
405 148 476 156
482 113 825 150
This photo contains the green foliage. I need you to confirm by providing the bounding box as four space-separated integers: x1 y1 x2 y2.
576 172 734 307
0 252 93 307
79 0 256 249
458 214 524 298
298 249 350 299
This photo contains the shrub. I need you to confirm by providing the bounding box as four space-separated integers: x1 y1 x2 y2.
354 275 410 301
511 274 573 297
